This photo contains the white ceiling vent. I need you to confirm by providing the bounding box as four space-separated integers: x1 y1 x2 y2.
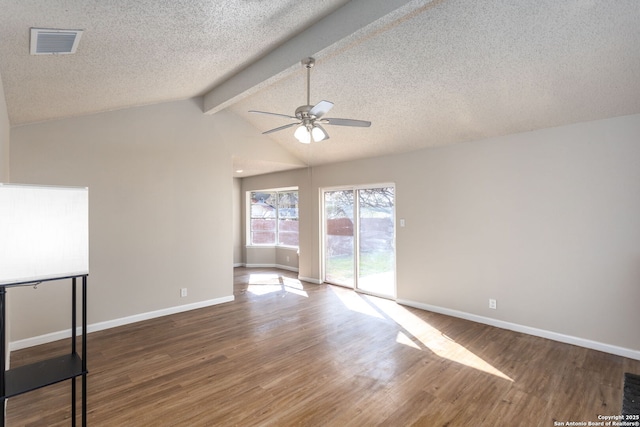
30 28 83 55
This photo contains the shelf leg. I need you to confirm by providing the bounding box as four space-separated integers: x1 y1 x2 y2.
72 278 76 354
71 378 76 427
72 278 77 426
1 287 5 427
82 276 87 427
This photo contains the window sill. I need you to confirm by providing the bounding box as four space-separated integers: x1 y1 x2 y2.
246 245 299 250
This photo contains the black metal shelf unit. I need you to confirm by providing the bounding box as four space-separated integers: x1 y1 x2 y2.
0 275 87 427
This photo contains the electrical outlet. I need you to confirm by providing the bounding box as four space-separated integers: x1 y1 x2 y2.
286 256 290 262
180 288 187 298
489 298 497 309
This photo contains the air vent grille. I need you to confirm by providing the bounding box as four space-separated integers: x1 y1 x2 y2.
30 28 83 55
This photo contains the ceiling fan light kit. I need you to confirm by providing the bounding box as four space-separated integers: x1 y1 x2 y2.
294 124 312 143
249 57 371 143
294 123 329 144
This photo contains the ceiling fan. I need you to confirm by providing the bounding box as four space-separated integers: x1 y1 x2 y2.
249 57 371 144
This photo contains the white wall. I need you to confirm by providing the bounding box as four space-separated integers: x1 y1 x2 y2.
0 70 11 368
244 246 299 271
9 99 234 342
389 115 640 348
233 178 242 266
253 114 640 355
0 71 9 181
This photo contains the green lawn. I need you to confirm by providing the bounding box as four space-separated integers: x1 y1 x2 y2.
326 250 394 283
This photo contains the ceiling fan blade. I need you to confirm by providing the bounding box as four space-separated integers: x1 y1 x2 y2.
309 100 334 118
249 110 297 120
323 118 372 127
263 122 300 135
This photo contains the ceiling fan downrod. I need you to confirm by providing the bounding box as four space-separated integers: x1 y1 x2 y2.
302 57 314 107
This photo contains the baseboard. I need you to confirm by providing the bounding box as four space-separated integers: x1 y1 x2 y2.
298 276 323 285
238 263 317 283
397 299 640 361
275 264 299 272
244 263 299 272
9 295 235 351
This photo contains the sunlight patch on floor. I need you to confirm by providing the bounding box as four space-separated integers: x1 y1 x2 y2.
248 273 281 285
358 271 395 298
281 277 308 297
248 274 308 297
396 331 421 350
366 296 513 382
329 286 384 319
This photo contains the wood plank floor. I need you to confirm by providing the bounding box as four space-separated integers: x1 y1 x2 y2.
6 267 640 426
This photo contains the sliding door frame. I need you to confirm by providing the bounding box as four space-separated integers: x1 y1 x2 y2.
321 183 397 299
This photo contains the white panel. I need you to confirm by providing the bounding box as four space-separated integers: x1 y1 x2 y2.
0 184 88 285
30 28 83 55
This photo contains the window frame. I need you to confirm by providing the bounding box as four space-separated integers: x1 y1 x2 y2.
247 187 299 248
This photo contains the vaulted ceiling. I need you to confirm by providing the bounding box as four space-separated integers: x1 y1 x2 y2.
1 0 639 177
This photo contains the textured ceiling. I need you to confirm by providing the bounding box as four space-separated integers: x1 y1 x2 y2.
0 0 349 124
1 0 639 177
230 0 640 168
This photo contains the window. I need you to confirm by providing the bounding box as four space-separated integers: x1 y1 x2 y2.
249 190 298 246
277 191 299 246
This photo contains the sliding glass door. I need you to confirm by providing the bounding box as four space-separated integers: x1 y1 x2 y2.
323 190 355 287
323 185 395 298
357 187 395 296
